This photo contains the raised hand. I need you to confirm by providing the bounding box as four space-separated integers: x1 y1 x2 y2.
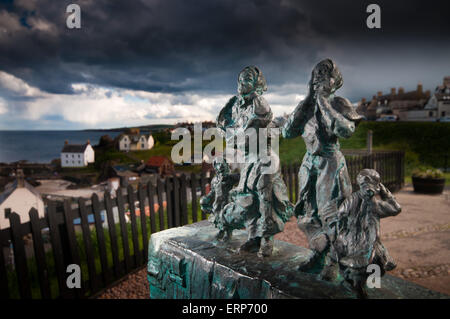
379 183 392 200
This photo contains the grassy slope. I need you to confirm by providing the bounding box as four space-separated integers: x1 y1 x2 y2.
281 122 450 176
95 122 449 178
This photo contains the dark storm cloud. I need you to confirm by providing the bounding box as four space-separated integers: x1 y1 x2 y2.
0 0 449 100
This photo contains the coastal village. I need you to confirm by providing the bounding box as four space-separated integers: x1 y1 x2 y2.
0 76 449 229
0 77 449 298
0 121 221 238
1 0 449 304
356 76 450 122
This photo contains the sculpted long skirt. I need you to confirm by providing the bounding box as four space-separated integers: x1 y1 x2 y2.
221 153 294 238
295 150 352 252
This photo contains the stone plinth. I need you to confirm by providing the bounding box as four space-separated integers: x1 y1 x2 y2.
147 221 447 299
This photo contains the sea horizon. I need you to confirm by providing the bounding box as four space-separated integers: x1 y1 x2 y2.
0 130 122 164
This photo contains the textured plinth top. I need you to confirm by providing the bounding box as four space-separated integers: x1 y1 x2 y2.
147 221 448 299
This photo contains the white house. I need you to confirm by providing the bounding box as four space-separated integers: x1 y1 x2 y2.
118 133 154 152
61 140 95 167
0 171 45 229
424 76 450 120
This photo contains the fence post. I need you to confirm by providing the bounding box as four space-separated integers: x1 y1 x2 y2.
367 130 373 154
62 199 84 298
137 184 149 261
91 193 110 285
180 174 188 226
78 198 100 294
104 192 121 279
147 181 157 234
46 201 70 298
156 178 166 231
29 208 52 299
190 172 199 223
8 210 32 299
127 185 141 266
172 175 181 227
116 188 132 273
165 177 174 228
0 221 10 299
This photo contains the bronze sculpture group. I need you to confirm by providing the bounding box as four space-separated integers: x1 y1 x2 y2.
200 59 402 298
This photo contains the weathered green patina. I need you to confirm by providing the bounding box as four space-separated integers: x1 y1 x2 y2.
147 221 448 299
148 60 440 299
203 66 293 257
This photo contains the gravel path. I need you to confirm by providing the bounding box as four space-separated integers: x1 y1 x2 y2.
97 268 149 299
97 185 450 298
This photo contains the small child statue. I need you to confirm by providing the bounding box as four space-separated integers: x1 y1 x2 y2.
200 157 239 241
325 169 402 297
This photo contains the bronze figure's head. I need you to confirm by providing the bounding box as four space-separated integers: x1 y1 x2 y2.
238 66 267 97
357 168 381 198
311 59 343 94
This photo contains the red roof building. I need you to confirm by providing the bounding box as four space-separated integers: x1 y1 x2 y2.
145 156 174 176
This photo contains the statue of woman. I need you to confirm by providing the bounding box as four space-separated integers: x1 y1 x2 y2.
215 66 293 257
282 59 364 277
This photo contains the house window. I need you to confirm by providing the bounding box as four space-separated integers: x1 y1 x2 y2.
141 143 145 148
124 144 127 148
442 111 446 117
72 154 74 158
78 160 81 164
66 160 68 164
66 154 68 158
78 154 81 158
429 111 433 117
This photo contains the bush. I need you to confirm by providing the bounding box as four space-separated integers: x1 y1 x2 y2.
359 122 450 169
412 167 444 179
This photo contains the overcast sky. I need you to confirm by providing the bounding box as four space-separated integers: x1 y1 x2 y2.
0 0 449 129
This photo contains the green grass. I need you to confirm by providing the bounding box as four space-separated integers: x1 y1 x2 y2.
279 122 450 178
129 144 174 161
93 121 450 175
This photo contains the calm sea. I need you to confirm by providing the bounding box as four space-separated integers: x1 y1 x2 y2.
0 130 121 163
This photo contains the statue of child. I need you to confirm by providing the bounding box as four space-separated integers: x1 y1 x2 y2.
200 157 239 241
325 169 402 297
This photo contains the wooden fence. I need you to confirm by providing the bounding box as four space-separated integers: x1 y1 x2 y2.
0 150 404 299
280 150 404 204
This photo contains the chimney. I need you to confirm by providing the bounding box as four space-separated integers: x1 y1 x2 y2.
65 140 69 145
398 87 404 95
361 98 366 103
390 88 396 96
87 139 90 145
417 82 423 94
444 76 450 88
377 91 382 97
16 169 25 188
